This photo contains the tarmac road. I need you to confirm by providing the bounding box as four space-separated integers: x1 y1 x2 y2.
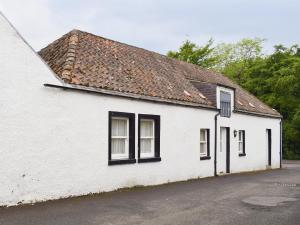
0 161 299 225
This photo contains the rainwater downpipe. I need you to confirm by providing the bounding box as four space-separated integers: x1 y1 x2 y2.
214 109 221 176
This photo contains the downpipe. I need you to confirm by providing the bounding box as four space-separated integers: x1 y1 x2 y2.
214 110 221 176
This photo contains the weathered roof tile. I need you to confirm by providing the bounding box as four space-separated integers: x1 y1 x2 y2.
39 29 280 117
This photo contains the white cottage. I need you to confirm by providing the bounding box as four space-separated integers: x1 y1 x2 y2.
0 12 282 207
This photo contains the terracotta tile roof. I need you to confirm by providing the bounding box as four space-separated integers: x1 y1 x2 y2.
39 29 281 117
185 68 280 116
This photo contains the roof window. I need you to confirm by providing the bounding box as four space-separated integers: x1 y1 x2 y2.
249 102 255 108
184 90 191 96
198 92 206 99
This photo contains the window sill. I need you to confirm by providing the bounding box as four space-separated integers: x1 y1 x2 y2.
108 158 136 165
138 157 161 163
200 156 211 160
239 153 246 157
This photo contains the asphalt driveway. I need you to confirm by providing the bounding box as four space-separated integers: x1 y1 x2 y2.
1 161 299 225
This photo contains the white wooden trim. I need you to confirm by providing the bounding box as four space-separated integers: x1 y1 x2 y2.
140 119 155 158
111 117 129 159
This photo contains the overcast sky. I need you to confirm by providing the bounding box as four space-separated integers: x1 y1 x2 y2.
0 0 299 54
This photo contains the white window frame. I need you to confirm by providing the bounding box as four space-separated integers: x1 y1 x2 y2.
200 129 208 157
140 119 155 158
111 117 129 160
220 91 231 117
238 130 244 154
216 86 234 117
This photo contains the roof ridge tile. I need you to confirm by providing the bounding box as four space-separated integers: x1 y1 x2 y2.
61 31 79 82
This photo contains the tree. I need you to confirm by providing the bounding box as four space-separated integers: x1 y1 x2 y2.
167 39 219 69
213 38 265 85
233 44 300 159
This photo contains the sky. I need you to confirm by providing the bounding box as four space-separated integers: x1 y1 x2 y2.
0 0 299 54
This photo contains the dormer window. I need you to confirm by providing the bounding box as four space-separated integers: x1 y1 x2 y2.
220 91 231 117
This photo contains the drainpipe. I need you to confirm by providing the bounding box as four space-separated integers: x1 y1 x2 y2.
214 110 221 176
280 119 283 169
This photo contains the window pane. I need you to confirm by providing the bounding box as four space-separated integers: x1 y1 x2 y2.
112 118 127 136
200 143 207 154
220 91 231 117
141 139 152 153
112 139 125 154
200 129 206 141
239 142 243 152
220 91 231 102
220 102 231 117
141 120 154 137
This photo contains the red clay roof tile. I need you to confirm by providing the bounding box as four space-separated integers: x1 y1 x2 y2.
39 29 281 117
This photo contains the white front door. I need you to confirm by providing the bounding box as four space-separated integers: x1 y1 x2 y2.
218 127 227 174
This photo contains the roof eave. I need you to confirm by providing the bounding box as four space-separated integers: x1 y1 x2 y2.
44 83 283 119
44 83 218 111
233 109 282 119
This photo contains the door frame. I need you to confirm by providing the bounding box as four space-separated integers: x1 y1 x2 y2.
219 127 230 174
267 129 272 166
225 127 230 173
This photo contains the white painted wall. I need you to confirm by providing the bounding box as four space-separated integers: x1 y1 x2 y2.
218 114 281 173
0 13 281 206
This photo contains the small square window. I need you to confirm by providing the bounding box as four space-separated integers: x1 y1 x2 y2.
238 130 246 156
200 129 210 160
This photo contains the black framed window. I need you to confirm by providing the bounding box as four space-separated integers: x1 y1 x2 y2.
138 114 161 163
200 129 211 160
220 91 231 117
238 130 246 156
108 111 136 165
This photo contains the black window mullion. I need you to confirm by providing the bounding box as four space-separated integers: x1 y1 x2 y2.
207 129 210 157
108 113 112 161
243 131 245 154
128 114 135 160
138 116 141 160
154 116 160 158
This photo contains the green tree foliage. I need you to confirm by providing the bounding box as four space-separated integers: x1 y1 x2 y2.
244 45 300 159
167 39 219 69
213 38 265 84
168 39 300 159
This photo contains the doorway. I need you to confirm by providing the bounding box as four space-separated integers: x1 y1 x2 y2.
218 127 230 174
266 129 272 166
